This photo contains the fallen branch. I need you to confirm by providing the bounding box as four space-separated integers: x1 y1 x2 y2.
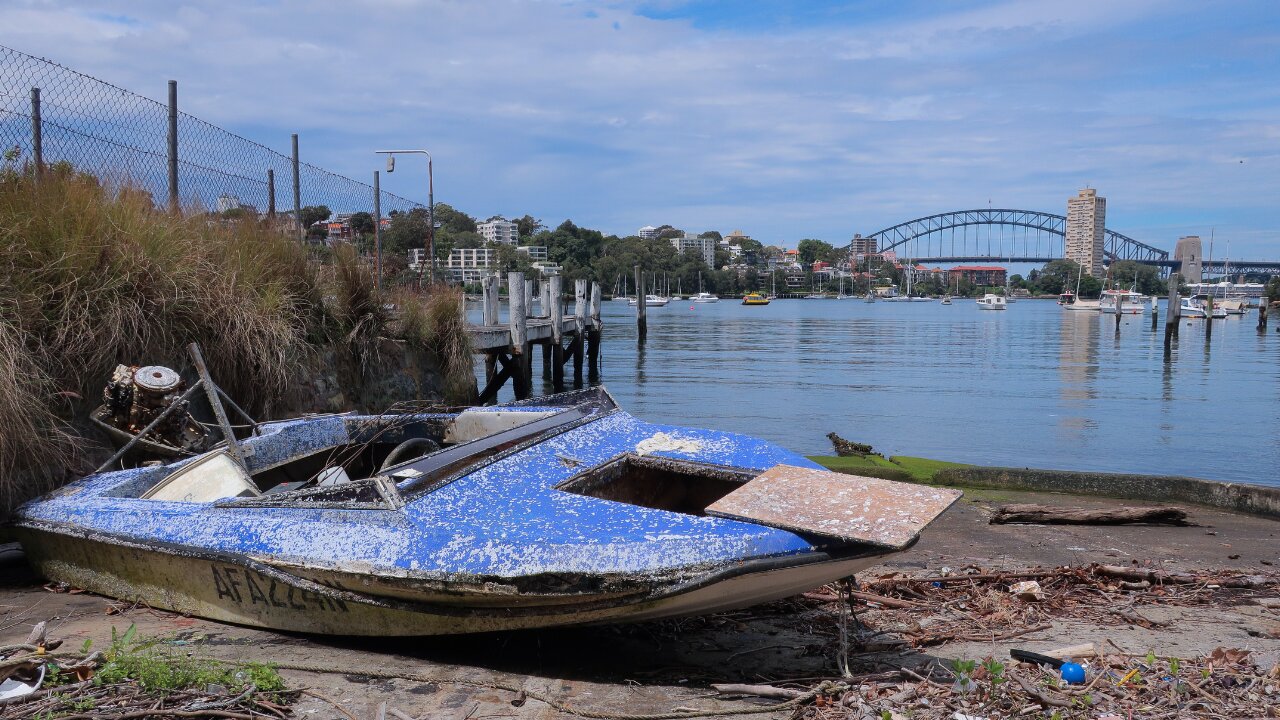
848 590 923 609
990 504 1189 526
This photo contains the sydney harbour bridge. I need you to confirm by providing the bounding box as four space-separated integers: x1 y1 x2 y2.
853 209 1280 277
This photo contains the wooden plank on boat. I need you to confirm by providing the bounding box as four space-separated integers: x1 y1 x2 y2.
705 464 961 550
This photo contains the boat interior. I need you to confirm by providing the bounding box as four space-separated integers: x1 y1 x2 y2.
106 388 621 508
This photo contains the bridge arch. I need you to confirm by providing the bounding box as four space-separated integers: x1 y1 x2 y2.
859 209 1169 265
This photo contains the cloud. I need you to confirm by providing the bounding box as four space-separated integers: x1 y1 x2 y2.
0 0 1276 256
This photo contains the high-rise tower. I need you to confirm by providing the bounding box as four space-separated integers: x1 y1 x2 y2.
1065 188 1106 276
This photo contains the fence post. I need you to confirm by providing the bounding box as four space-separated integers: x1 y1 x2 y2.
167 80 178 212
373 170 382 291
266 169 275 218
29 88 42 182
291 133 301 240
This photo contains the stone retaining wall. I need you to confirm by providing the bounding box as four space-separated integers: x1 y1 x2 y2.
933 467 1280 520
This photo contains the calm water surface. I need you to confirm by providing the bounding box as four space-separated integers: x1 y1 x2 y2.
473 298 1280 487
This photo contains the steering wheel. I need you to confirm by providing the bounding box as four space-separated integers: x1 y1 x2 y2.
379 438 440 473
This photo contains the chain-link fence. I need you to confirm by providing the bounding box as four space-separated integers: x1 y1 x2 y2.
0 43 422 220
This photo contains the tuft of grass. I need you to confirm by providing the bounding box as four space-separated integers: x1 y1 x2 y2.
86 624 286 695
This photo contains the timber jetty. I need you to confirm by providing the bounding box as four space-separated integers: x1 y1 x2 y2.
468 272 602 403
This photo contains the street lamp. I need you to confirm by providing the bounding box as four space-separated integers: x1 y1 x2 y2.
376 149 434 281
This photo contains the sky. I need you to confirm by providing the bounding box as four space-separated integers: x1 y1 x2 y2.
2 0 1278 256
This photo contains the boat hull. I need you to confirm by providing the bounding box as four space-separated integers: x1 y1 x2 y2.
13 524 884 636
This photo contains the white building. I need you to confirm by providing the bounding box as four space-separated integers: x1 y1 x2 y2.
670 232 717 269
438 247 496 283
478 219 519 245
517 246 549 262
215 194 241 213
638 225 660 240
427 246 553 283
1066 188 1106 277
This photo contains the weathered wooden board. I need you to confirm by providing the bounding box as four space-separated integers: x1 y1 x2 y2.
706 464 962 549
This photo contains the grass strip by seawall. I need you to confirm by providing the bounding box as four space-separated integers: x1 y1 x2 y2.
808 453 1280 521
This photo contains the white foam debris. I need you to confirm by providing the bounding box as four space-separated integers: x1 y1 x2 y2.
635 432 706 456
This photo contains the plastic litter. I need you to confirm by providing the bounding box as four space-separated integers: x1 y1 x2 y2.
1060 661 1086 685
0 662 45 701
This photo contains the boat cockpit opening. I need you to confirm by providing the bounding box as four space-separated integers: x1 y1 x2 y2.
556 455 757 516
127 402 610 506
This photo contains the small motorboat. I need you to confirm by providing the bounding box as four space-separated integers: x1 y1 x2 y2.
1099 289 1149 315
628 294 670 307
5 388 959 636
976 294 1007 310
1180 296 1227 319
741 293 770 305
691 292 720 303
940 295 952 305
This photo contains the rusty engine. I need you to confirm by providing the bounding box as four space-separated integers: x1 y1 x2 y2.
102 365 209 453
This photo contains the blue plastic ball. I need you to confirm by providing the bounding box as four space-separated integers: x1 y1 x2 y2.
1060 662 1086 685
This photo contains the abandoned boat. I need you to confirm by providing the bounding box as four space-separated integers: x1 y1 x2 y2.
6 388 959 636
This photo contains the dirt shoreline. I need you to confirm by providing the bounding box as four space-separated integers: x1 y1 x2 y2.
3 486 1278 718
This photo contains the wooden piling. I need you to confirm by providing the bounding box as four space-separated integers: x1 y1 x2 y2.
588 282 602 379
540 279 552 319
508 272 530 399
524 279 535 321
573 279 587 386
482 274 500 385
1205 295 1214 340
1259 299 1269 332
1164 273 1180 343
1114 292 1122 331
634 266 647 340
550 275 565 391
482 273 500 326
1151 291 1158 330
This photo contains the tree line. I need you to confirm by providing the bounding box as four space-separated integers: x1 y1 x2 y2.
291 204 1270 299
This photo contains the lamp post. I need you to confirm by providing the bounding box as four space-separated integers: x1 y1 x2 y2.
376 149 434 282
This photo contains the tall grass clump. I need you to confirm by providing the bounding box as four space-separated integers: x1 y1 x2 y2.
0 165 473 513
395 285 474 404
0 165 321 509
328 243 390 375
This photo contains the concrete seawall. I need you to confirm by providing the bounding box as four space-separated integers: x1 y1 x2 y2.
933 467 1280 520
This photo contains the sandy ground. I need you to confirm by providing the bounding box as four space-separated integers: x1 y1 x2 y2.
3 487 1278 719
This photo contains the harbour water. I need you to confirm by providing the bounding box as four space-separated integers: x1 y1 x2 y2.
475 297 1280 487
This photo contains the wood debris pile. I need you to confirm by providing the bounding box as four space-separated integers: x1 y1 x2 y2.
841 563 1278 648
772 645 1280 719
754 564 1280 719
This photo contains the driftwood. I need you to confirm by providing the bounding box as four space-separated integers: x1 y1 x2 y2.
711 683 806 700
989 503 1189 526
